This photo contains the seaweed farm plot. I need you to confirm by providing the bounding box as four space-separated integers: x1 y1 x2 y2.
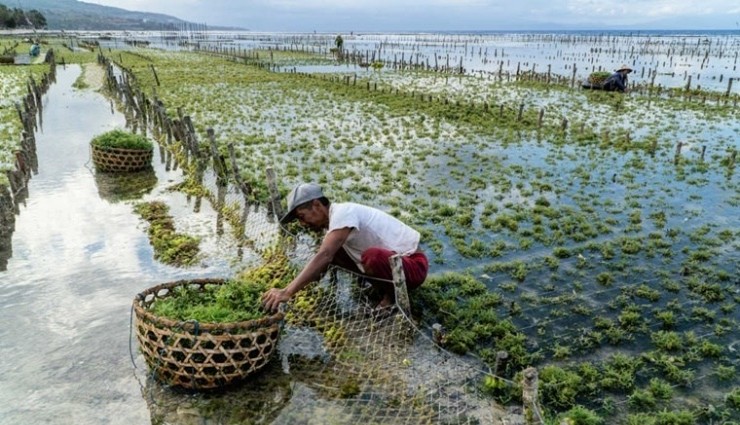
186 31 740 94
82 30 740 96
39 34 740 423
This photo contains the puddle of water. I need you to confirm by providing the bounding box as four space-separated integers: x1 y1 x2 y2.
0 64 243 424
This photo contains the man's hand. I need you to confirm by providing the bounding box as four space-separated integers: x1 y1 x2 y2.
261 227 352 313
262 287 291 313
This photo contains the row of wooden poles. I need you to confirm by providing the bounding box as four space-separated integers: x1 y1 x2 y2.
186 31 739 58
178 46 740 175
97 52 287 220
91 30 734 103
195 42 739 103
190 46 738 166
320 70 738 168
187 33 739 85
0 49 57 270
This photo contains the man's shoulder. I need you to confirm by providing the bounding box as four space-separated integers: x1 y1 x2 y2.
330 202 361 219
332 202 386 222
334 202 374 213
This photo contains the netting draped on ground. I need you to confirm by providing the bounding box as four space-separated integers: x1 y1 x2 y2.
274 266 506 424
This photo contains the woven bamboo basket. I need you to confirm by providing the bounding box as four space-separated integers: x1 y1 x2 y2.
587 71 611 86
91 144 153 172
133 278 284 389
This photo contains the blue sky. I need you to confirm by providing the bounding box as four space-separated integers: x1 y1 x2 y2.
85 0 740 31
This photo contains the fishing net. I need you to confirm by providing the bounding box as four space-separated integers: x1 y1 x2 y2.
272 267 507 424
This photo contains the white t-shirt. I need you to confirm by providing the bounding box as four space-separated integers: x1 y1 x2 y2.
328 202 420 271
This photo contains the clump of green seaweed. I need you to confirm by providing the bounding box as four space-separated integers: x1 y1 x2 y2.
133 201 200 266
151 247 296 322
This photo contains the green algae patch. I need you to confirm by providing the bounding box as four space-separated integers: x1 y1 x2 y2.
134 201 200 266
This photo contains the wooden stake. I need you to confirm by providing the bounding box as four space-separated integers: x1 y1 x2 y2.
570 63 577 88
207 129 228 185
522 367 542 425
726 78 734 97
150 64 160 86
537 109 544 128
494 351 509 376
227 143 252 200
265 167 284 221
674 141 683 165
389 254 411 316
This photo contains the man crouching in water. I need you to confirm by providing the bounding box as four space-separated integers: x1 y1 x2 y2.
261 183 428 312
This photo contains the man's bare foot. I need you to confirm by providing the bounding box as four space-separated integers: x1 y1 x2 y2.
375 295 393 309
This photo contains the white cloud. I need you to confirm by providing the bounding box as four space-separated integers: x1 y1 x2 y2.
567 0 738 18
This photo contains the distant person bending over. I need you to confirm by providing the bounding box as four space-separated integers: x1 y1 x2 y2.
602 64 632 92
261 183 428 312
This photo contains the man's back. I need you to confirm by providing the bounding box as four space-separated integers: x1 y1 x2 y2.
602 72 626 92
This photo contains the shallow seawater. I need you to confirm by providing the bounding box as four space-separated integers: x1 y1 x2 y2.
0 65 251 424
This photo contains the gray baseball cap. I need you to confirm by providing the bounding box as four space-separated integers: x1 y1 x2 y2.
280 183 325 224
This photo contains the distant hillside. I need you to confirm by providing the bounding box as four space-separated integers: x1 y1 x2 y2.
5 0 233 31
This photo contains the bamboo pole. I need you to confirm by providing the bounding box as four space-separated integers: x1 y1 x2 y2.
265 167 284 221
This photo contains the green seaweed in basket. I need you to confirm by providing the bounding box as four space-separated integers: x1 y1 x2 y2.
151 249 296 323
588 71 612 85
91 129 153 150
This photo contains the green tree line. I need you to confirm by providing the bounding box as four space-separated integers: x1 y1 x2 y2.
0 3 47 29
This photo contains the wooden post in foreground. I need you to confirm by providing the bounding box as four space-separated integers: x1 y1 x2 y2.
389 254 411 315
674 142 684 165
265 167 284 221
522 367 543 425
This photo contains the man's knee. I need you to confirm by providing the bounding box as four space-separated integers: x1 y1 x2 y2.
361 247 393 276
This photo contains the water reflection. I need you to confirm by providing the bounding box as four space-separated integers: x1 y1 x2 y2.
94 168 157 203
140 362 294 425
0 136 39 271
0 64 242 424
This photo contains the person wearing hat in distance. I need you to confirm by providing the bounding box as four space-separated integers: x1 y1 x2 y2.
261 183 429 313
602 64 633 92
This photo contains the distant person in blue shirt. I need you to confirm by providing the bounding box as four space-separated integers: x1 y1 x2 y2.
30 42 41 57
602 65 632 92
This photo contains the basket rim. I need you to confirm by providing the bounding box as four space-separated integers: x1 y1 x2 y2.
91 144 153 153
133 278 284 332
